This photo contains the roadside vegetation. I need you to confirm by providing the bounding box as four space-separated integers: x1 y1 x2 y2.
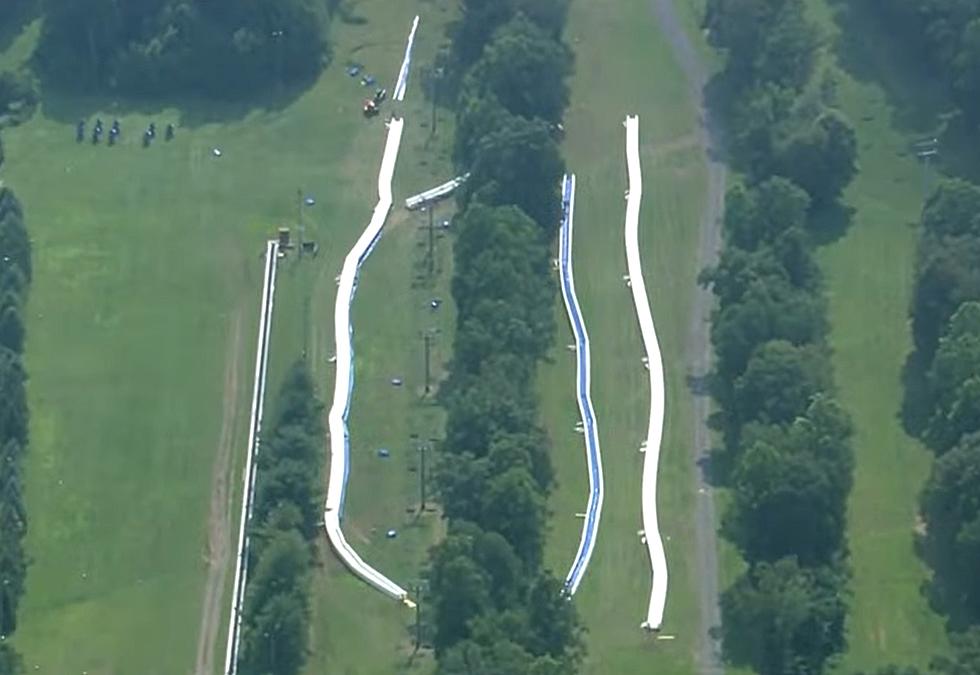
700 0 860 672
423 1 585 673
238 361 323 675
0 184 30 675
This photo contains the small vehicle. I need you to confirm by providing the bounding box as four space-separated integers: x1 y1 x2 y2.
363 99 379 117
374 88 387 103
360 75 376 87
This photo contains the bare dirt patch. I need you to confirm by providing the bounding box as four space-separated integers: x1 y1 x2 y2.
193 308 245 675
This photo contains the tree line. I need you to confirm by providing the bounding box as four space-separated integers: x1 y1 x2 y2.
856 178 980 675
34 0 332 97
238 361 323 675
701 1 860 673
0 185 30 675
871 0 980 131
424 1 584 673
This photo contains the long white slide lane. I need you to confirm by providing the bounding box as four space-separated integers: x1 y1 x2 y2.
393 15 420 102
624 115 669 631
224 239 280 675
558 173 605 596
323 117 412 604
322 15 421 606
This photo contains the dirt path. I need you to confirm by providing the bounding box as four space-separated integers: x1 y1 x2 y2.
193 308 245 675
648 1 727 673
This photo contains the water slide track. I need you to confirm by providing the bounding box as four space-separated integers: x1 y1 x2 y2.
322 16 421 607
623 115 668 631
557 173 605 596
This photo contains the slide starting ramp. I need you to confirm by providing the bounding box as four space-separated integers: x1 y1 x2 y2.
624 115 668 631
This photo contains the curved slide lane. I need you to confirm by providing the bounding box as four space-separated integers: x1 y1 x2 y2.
323 117 412 604
624 115 668 631
223 239 280 675
557 173 605 596
322 15 421 606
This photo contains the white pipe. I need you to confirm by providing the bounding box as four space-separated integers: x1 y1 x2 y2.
624 115 668 631
557 174 605 596
224 239 280 675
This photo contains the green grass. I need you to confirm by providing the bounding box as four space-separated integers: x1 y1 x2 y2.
259 4 460 674
4 1 456 671
804 0 951 671
539 1 715 673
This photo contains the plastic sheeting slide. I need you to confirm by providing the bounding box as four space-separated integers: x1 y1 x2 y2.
624 115 668 631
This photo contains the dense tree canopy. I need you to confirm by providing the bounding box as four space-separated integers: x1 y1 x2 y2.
464 116 565 232
873 0 980 124
432 2 581 670
463 15 571 124
721 557 847 675
238 361 322 675
0 186 28 669
703 2 858 669
37 0 330 96
920 432 980 620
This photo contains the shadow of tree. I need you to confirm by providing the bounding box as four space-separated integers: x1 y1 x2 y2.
825 0 949 136
808 200 855 246
0 0 38 55
900 348 932 438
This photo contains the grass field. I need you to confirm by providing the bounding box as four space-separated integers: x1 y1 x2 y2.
260 4 459 675
4 1 456 671
539 1 716 673
804 0 951 671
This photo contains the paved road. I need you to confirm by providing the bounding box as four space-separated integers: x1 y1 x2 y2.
648 0 727 672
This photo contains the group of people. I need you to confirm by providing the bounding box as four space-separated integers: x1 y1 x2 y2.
76 118 175 146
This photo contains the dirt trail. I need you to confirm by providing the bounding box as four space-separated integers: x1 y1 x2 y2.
648 1 727 673
193 308 245 675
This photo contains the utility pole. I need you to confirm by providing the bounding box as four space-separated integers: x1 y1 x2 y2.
422 330 433 396
414 584 423 652
296 187 305 255
418 442 427 512
431 67 442 139
427 206 435 279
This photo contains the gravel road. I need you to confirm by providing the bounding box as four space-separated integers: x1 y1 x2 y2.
648 1 727 672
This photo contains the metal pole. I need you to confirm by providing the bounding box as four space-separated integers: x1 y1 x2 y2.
419 443 427 512
414 584 423 652
423 332 431 395
297 188 304 255
428 207 435 278
431 71 438 138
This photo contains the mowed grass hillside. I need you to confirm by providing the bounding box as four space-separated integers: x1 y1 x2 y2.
257 3 459 674
805 0 950 671
539 0 713 673
2 2 448 671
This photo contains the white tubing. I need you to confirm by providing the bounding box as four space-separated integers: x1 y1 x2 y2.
224 239 280 675
624 115 668 631
558 173 605 596
393 15 420 102
323 118 413 605
320 13 421 608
